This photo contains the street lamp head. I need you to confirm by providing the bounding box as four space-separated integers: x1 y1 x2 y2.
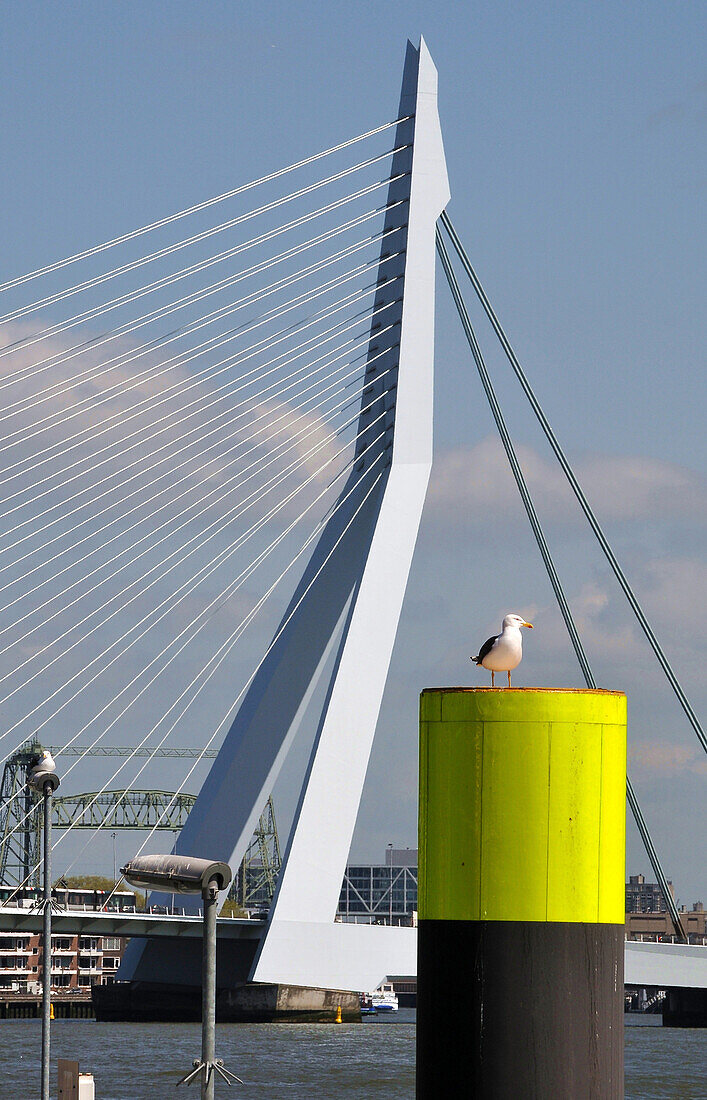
28 751 60 794
120 854 232 895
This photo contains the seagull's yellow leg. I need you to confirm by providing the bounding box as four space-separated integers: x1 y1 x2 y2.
507 670 511 688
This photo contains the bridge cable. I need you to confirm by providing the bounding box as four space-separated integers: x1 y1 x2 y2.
0 326 399 610
0 284 401 576
0 390 395 768
5 421 391 895
0 116 409 294
0 289 401 589
0 145 410 325
0 258 404 515
0 405 393 841
0 264 402 547
0 344 397 675
437 223 687 942
440 209 705 759
92 451 392 909
0 334 399 636
0 191 401 371
0 292 398 594
0 183 406 391
0 286 402 563
436 231 594 688
56 447 390 884
0 387 397 760
0 229 406 477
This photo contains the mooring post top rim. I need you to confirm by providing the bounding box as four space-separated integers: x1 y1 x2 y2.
420 686 626 696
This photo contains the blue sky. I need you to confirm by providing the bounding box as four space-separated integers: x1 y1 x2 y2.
1 3 705 902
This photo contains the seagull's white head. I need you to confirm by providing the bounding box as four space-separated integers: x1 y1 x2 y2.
502 613 533 631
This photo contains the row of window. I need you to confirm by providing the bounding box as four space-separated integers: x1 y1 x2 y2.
0 936 121 952
0 975 113 989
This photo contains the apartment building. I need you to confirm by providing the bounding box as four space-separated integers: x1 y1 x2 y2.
625 873 675 914
0 886 134 993
0 931 126 992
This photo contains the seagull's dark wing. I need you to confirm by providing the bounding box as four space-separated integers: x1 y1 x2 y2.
472 634 498 665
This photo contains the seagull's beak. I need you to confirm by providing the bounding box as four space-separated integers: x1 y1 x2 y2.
523 621 533 629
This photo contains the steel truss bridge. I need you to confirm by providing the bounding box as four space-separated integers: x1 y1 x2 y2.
0 743 280 910
0 743 207 886
0 38 703 999
52 790 196 831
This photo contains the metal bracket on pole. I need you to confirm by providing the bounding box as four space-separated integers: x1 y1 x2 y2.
176 1059 243 1089
30 894 67 915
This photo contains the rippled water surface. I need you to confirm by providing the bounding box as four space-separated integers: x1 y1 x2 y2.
0 1012 704 1099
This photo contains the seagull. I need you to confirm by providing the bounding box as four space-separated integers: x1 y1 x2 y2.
27 748 58 792
471 613 533 687
32 749 56 773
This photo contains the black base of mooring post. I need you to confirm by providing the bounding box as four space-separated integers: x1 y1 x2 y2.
416 920 624 1099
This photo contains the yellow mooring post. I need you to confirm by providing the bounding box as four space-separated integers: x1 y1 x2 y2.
417 688 627 1099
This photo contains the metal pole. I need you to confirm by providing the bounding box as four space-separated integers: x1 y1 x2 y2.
23 780 33 886
41 781 52 1100
201 877 218 1100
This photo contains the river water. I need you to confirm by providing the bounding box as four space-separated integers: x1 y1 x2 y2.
0 1012 704 1099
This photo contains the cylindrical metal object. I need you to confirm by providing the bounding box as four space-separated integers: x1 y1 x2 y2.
417 688 626 1099
41 782 52 1100
201 877 219 1100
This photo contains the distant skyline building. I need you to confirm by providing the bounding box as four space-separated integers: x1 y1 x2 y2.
625 873 675 914
231 848 420 923
337 849 418 925
385 847 418 867
626 900 705 946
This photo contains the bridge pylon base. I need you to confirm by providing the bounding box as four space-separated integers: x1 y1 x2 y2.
663 987 707 1028
92 980 360 1023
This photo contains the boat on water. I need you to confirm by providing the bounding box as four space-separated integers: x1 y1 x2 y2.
370 982 399 1012
359 993 377 1015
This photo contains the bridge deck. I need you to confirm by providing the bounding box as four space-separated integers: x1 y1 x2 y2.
0 906 264 940
1 907 704 991
625 940 707 990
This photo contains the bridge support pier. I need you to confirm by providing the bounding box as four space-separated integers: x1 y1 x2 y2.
663 986 707 1027
417 688 627 1099
93 978 360 1023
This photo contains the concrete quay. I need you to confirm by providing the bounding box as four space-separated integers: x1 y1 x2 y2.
92 980 361 1022
0 991 93 1019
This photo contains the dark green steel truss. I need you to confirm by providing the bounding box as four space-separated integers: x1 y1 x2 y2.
51 790 197 830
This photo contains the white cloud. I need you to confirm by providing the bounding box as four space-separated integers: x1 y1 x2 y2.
637 557 707 627
242 396 343 485
427 435 707 528
629 741 707 777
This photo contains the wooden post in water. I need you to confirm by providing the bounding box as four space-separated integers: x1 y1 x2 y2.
416 688 626 1099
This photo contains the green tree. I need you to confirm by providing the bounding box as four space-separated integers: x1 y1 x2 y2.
58 874 146 909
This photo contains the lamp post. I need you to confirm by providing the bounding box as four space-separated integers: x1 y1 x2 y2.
28 751 60 1100
121 854 242 1098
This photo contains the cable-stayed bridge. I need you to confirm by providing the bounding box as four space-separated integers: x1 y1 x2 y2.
0 38 704 1004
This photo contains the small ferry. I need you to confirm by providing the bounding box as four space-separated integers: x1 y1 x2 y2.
370 983 399 1012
